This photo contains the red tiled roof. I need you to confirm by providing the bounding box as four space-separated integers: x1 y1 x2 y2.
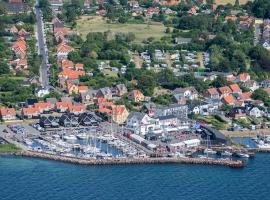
238 73 250 82
207 88 219 95
34 102 52 109
229 84 241 92
59 67 85 79
0 107 16 117
223 95 236 104
56 101 73 109
22 107 40 115
239 92 252 100
61 59 74 68
218 86 232 94
69 105 86 112
227 76 236 82
78 86 88 93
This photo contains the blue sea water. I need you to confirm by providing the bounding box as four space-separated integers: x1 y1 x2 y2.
1 154 270 200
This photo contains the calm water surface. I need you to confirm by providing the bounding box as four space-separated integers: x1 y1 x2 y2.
1 154 270 200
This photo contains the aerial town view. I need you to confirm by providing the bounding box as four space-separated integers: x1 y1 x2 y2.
0 0 270 199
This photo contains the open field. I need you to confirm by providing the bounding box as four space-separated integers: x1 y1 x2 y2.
76 16 166 43
0 144 21 153
215 0 253 5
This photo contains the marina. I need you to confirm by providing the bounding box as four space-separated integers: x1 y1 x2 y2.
2 121 270 169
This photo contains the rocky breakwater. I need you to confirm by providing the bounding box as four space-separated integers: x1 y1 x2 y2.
17 151 245 168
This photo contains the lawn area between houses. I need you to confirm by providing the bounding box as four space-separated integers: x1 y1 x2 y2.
0 144 21 153
76 16 166 43
192 114 228 130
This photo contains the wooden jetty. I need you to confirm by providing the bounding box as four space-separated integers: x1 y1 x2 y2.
13 150 245 168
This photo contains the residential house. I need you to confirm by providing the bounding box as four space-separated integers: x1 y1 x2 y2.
229 84 242 94
126 112 160 135
218 86 232 98
114 84 127 96
58 67 85 80
56 101 73 113
174 37 192 45
128 89 145 102
57 43 73 59
22 107 40 119
49 0 63 11
157 115 178 127
223 95 237 106
67 83 79 95
81 89 98 104
204 88 220 99
97 87 113 100
261 79 270 88
111 105 129 124
46 98 58 108
51 17 64 29
144 7 160 17
143 102 157 117
0 107 16 121
78 86 88 94
59 114 78 127
68 104 86 115
235 73 250 83
34 102 53 113
173 87 198 101
246 106 263 118
242 80 259 91
230 107 247 119
155 104 188 119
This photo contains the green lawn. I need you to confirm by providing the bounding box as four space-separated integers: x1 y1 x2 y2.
0 144 21 153
76 16 166 43
193 115 228 130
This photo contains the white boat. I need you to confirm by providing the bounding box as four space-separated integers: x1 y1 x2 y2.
221 151 232 157
204 148 217 155
236 153 249 158
63 135 77 142
257 143 270 149
76 133 88 140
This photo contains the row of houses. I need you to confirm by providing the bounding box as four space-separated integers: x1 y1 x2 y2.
9 26 30 74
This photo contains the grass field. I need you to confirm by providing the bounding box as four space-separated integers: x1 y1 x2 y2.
215 0 252 5
76 16 166 43
0 144 21 153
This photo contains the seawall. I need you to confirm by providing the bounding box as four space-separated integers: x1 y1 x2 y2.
12 151 245 168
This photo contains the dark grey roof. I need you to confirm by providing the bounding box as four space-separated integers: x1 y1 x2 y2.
128 111 146 121
144 102 156 110
201 126 227 141
156 115 177 120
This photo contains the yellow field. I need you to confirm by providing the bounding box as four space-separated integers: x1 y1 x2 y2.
76 16 166 43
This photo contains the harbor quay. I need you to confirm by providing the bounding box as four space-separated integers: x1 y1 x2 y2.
1 119 270 169
17 150 244 168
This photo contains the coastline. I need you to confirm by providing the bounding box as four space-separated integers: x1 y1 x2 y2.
0 150 245 168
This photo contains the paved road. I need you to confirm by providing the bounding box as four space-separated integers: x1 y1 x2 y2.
35 4 49 88
254 23 261 46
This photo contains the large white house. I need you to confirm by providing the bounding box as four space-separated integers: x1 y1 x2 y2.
126 112 160 135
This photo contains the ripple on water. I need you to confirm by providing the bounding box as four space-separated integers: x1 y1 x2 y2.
1 154 270 200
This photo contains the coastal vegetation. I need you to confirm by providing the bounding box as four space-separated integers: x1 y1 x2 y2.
0 144 21 153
